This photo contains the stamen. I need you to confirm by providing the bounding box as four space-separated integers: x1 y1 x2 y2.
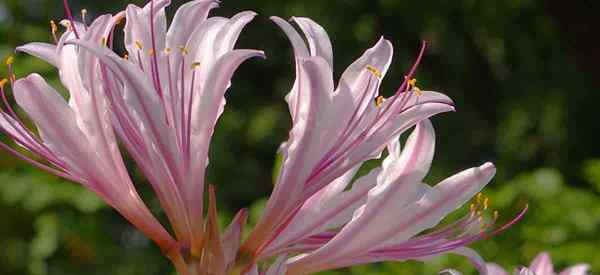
50 20 58 42
123 54 129 60
179 46 189 56
191 62 201 69
50 20 58 33
148 49 156 56
135 40 143 50
408 78 417 87
0 78 8 89
476 193 483 204
375 96 384 107
493 210 499 222
101 37 107 47
164 48 172 54
366 65 382 78
81 9 87 23
5 56 14 66
62 0 80 38
483 197 489 210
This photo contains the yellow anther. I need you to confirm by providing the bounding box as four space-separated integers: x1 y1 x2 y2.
81 9 88 21
366 65 382 78
0 78 8 89
10 74 16 82
5 56 14 66
135 40 143 50
375 96 385 107
101 37 107 46
191 62 201 69
493 210 499 222
50 20 58 33
476 210 482 217
179 46 189 55
483 197 489 210
164 48 172 54
469 203 476 212
408 78 417 87
476 193 483 204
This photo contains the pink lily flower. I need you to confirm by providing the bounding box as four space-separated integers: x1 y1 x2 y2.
239 17 526 274
5 0 263 273
66 0 263 272
445 252 590 275
1 6 177 262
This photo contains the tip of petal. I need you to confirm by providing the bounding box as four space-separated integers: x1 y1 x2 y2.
479 162 496 177
254 50 267 60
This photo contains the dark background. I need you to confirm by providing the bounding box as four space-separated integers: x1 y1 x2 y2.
0 0 599 274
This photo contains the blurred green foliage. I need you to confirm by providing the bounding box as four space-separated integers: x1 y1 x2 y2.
0 0 599 274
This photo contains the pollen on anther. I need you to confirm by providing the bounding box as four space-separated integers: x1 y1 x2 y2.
483 197 489 210
493 210 499 221
50 20 58 33
366 65 382 78
5 56 14 66
101 37 107 47
375 96 385 107
408 78 417 87
179 46 189 55
191 62 201 69
164 48 172 54
0 78 8 89
135 41 143 50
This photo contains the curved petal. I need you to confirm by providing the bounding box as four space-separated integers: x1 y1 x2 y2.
337 37 393 97
13 74 96 177
166 0 219 49
270 16 310 59
222 209 248 269
518 267 536 275
559 264 590 275
214 11 258 57
529 252 554 275
487 263 510 275
288 162 495 272
292 17 333 68
16 43 58 67
450 247 488 275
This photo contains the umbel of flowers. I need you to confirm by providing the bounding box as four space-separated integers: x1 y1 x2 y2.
0 0 526 274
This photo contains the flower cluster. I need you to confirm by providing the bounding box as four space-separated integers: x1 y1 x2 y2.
0 0 529 274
